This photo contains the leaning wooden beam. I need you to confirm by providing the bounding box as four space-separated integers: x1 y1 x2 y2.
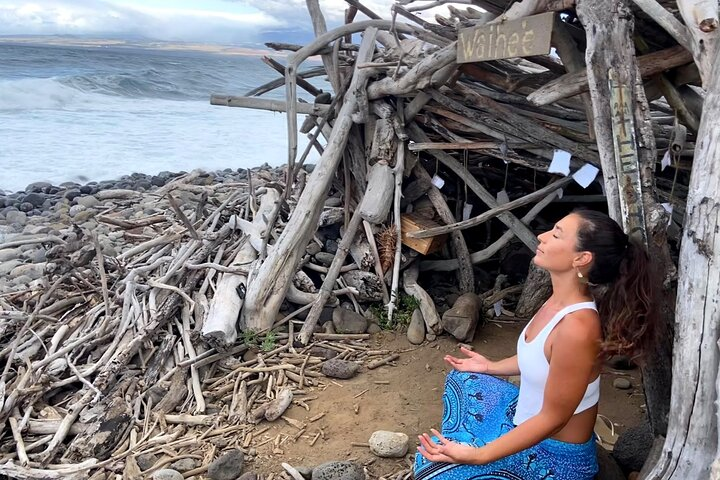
242 28 379 333
406 122 539 251
527 45 694 106
421 188 562 272
408 176 573 239
306 0 341 92
246 67 326 97
261 56 322 97
630 0 693 51
210 96 331 116
412 163 474 293
298 208 364 344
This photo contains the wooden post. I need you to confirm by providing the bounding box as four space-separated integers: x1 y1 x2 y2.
577 0 673 443
642 1 720 477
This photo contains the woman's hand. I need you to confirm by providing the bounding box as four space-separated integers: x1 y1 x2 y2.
444 347 493 373
417 429 486 465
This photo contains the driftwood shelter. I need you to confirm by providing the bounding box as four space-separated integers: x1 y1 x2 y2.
212 0 719 477
0 0 718 478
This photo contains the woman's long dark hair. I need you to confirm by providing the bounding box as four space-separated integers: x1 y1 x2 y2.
573 209 658 361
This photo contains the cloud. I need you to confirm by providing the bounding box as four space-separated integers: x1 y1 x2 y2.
0 0 283 43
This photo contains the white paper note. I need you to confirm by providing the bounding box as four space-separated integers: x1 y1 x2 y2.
661 150 671 171
431 175 445 189
572 164 600 188
462 202 473 221
496 190 510 205
661 202 673 226
548 149 571 176
493 300 503 317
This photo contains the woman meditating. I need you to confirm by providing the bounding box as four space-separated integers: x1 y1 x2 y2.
415 210 657 479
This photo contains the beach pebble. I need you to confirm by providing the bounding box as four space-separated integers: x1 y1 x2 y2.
69 204 86 218
137 453 159 471
314 252 335 266
613 378 632 390
6 210 27 226
367 323 382 334
75 195 100 208
0 260 23 276
332 307 368 334
18 202 34 213
369 431 409 458
0 248 21 262
321 358 360 379
407 309 425 345
23 193 46 208
25 181 52 193
152 469 184 480
311 461 364 480
170 458 199 472
238 473 258 480
207 449 244 480
11 263 46 280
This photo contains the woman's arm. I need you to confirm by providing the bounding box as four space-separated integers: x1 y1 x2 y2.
419 310 600 465
444 347 520 376
475 311 600 464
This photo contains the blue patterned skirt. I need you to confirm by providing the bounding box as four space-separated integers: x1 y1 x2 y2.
414 371 598 480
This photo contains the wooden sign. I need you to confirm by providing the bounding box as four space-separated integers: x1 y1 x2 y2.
608 68 648 245
457 12 554 63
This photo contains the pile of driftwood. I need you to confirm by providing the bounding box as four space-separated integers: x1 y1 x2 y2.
0 172 412 479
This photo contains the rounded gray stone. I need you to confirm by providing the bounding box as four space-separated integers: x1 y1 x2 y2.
68 204 86 218
369 430 409 458
0 248 21 262
152 469 184 480
332 307 368 334
311 461 364 480
170 458 199 472
613 378 632 390
407 309 425 345
74 195 101 208
6 210 27 226
207 449 244 480
321 358 360 380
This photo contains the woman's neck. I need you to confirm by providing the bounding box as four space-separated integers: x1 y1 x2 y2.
547 270 592 307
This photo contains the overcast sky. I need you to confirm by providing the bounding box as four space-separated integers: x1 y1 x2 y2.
0 0 432 44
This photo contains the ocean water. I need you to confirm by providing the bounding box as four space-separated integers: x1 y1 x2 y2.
0 43 323 193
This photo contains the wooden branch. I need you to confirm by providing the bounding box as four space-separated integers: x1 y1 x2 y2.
527 46 694 106
387 140 406 325
246 66 326 97
306 0 341 92
210 96 331 115
408 176 573 239
630 0 693 51
421 188 562 272
261 56 322 97
403 263 441 334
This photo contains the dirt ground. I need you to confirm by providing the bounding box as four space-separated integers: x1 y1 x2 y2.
247 321 646 478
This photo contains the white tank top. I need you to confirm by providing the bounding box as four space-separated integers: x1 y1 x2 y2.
513 301 600 425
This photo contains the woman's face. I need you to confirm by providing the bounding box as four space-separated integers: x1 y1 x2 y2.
534 213 591 273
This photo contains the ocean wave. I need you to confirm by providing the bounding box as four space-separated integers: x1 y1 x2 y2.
0 77 116 111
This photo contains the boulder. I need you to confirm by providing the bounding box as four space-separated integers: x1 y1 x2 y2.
407 309 425 345
321 359 360 379
441 293 482 342
207 449 244 480
369 431 409 458
332 307 368 334
612 422 653 474
311 462 364 480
